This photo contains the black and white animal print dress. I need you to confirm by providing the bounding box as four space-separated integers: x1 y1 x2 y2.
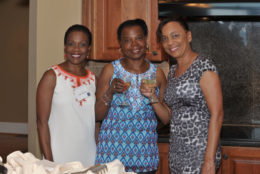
164 55 221 174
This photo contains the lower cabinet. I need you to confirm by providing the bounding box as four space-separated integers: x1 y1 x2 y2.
220 146 260 174
157 143 170 174
157 143 260 174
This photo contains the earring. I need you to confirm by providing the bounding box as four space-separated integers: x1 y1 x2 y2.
146 45 149 51
118 48 122 53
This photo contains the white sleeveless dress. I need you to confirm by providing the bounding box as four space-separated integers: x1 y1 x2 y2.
48 65 96 166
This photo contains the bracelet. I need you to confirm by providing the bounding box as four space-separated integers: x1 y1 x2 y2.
150 94 159 104
104 91 112 102
102 91 112 106
102 97 111 106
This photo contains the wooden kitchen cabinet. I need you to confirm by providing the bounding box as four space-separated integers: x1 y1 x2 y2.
82 0 165 61
157 144 260 174
220 146 260 174
157 143 170 174
156 143 221 174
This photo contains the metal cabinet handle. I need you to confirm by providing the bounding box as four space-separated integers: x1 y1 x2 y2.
223 154 228 160
152 51 158 56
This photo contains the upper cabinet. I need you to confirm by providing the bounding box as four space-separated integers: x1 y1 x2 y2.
82 0 165 61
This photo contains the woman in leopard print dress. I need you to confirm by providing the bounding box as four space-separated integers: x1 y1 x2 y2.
141 17 223 174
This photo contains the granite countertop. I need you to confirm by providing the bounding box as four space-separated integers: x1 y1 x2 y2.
220 125 260 147
157 124 260 147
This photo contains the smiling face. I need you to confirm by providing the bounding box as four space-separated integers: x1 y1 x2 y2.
64 31 90 65
161 21 192 59
119 25 147 60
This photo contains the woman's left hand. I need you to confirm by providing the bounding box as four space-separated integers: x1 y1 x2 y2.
201 160 216 174
140 79 155 98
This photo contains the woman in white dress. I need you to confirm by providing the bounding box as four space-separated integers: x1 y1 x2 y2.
36 24 97 166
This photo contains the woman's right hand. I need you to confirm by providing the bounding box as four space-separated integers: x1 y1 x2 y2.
109 78 127 94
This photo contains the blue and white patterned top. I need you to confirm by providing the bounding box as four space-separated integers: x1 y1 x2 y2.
96 58 159 172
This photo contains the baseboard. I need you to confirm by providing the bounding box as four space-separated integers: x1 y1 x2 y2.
0 122 27 134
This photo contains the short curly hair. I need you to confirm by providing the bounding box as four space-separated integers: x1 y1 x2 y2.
117 18 148 41
64 24 92 46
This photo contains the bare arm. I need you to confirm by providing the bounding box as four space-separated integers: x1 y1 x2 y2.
95 64 118 121
95 64 113 121
141 67 171 124
95 63 131 121
94 75 101 143
36 69 56 161
200 71 224 174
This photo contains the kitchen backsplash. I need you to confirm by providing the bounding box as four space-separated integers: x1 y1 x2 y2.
190 21 260 125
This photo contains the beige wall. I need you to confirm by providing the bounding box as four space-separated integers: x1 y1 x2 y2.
28 0 82 157
0 0 29 123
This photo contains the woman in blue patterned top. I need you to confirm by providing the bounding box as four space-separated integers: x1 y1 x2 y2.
95 19 170 174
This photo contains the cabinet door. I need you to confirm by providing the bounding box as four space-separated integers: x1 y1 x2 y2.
157 143 170 174
82 0 164 61
221 146 260 174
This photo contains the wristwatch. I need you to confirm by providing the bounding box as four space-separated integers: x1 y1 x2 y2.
150 94 159 104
